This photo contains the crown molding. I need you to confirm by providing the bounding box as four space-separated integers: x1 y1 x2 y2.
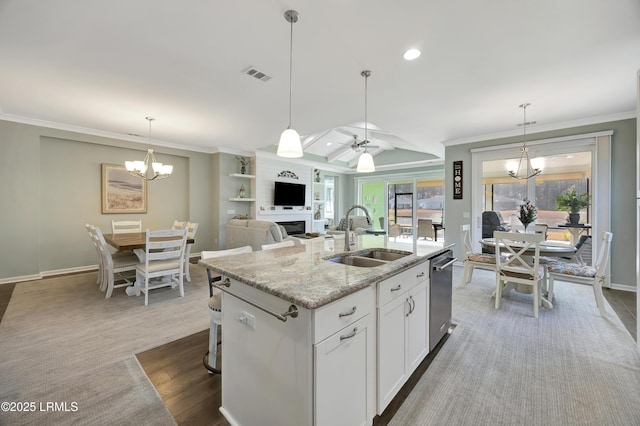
441 110 636 147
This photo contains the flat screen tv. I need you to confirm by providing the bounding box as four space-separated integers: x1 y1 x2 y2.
274 181 306 206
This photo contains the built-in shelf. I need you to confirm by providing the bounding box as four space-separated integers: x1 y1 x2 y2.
229 198 256 202
229 173 255 178
313 199 325 203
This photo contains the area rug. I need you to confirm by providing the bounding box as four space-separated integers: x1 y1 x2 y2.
389 268 640 426
0 266 211 425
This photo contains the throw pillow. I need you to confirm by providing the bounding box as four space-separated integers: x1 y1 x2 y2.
335 218 347 231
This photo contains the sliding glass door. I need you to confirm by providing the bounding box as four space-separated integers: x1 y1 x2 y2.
359 171 445 252
472 133 611 268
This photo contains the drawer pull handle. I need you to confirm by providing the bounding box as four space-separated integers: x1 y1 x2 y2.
390 285 402 292
339 306 357 318
340 327 358 341
416 272 425 278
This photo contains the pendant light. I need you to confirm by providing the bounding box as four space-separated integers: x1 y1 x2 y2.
356 70 375 173
125 117 173 180
507 103 542 180
276 10 303 158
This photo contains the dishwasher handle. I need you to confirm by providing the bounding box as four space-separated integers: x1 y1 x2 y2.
433 257 457 272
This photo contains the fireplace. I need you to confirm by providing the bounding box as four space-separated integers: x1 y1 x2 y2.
277 220 306 236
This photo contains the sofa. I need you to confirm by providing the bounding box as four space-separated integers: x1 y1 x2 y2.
326 215 372 237
226 219 296 251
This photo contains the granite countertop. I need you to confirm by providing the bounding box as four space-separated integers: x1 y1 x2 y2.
198 235 454 309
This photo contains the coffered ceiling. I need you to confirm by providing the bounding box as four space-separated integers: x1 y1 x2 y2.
0 1 638 172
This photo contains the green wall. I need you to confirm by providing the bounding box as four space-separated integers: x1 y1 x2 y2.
444 118 637 289
0 119 213 281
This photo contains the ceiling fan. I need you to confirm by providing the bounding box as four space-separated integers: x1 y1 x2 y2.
349 134 379 151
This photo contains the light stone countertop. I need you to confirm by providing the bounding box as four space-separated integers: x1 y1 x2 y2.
199 235 454 309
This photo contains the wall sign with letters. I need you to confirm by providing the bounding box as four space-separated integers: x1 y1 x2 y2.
453 160 463 199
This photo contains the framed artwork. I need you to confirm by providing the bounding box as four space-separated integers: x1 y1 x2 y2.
101 164 147 214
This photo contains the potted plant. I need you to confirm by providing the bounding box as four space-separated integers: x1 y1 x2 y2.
517 199 537 231
555 186 591 224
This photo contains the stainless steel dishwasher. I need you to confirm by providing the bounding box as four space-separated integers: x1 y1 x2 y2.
429 250 456 351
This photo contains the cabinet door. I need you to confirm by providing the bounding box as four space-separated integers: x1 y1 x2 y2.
315 315 374 426
377 294 408 413
406 282 428 373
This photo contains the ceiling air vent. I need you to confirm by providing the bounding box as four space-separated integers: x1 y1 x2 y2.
242 66 272 82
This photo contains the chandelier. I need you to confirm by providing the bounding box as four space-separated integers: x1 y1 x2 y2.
125 117 173 180
507 103 541 180
356 70 375 173
276 10 303 158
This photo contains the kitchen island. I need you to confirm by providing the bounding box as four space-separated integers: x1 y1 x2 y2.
199 235 453 426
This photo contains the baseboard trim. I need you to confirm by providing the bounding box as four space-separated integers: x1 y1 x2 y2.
41 265 98 278
0 265 98 285
0 274 42 285
609 283 637 292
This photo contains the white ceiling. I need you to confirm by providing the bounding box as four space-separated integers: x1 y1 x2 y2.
1 1 639 171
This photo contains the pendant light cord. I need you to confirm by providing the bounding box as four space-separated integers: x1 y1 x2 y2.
146 116 154 149
288 17 294 128
362 70 371 151
364 73 368 146
522 103 527 149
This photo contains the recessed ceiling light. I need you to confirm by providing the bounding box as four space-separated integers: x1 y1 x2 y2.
403 48 421 61
326 142 332 146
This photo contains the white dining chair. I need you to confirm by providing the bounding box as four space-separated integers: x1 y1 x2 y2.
531 224 548 240
171 220 186 230
85 224 104 288
547 232 613 317
183 222 199 282
261 240 295 250
111 220 142 234
201 245 253 374
92 225 139 298
494 231 545 318
460 224 501 287
134 228 188 305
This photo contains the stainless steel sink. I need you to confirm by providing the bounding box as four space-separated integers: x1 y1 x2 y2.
359 249 411 261
324 248 412 267
326 255 387 267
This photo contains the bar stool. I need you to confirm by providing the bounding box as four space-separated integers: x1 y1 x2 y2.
201 246 253 374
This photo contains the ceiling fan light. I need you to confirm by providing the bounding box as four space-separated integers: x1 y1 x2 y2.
277 128 303 158
357 151 375 173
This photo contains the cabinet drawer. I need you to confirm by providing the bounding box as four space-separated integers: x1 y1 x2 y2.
378 263 426 307
313 286 374 344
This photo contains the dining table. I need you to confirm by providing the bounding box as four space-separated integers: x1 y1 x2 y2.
479 237 577 309
556 223 591 245
479 237 577 258
103 232 195 252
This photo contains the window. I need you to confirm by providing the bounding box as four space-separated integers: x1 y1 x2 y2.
471 132 611 259
482 151 591 241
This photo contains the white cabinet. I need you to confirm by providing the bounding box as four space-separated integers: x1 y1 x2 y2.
315 314 374 426
314 285 376 426
376 262 429 414
220 278 375 426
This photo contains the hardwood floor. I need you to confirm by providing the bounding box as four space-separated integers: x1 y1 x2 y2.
0 282 16 322
136 329 227 426
603 287 637 340
1 278 635 425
